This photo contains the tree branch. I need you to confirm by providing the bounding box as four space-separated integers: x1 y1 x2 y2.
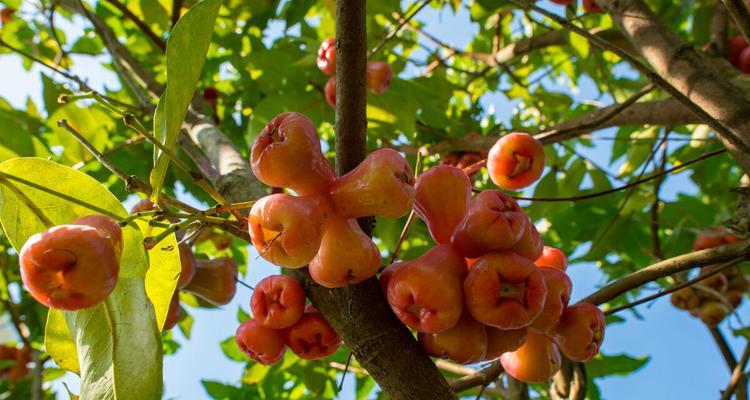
721 341 750 400
450 362 503 393
103 0 166 51
722 0 750 45
580 241 750 306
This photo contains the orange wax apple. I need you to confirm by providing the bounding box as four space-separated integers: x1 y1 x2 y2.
248 194 329 268
183 257 237 306
535 246 568 271
484 327 527 360
511 216 544 261
386 245 467 333
251 112 335 195
414 165 472 244
309 218 381 288
501 331 561 383
451 190 527 258
285 311 341 360
329 149 415 219
550 302 605 362
366 61 393 94
487 133 545 191
418 311 488 364
463 251 547 329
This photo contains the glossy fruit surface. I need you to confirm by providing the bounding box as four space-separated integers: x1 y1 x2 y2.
251 274 306 329
329 149 415 219
501 331 561 383
317 38 336 76
386 245 467 333
487 133 545 191
236 319 286 365
418 311 487 364
366 61 393 94
286 311 341 360
248 194 329 268
464 251 547 329
529 266 572 333
451 190 527 258
184 257 237 306
512 217 544 261
414 165 472 244
324 77 336 107
251 112 335 195
550 302 605 362
535 246 568 271
309 218 381 288
176 243 197 289
484 327 526 360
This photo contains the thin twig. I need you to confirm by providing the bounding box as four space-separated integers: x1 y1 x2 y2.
721 341 750 400
369 0 432 59
103 0 166 50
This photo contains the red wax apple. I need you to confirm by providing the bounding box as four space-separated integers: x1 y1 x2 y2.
19 216 122 310
501 331 561 383
484 327 527 360
583 0 603 13
309 218 381 288
176 243 197 289
329 149 415 219
451 190 527 258
183 257 237 306
366 61 393 94
251 112 336 196
285 311 341 360
324 77 336 107
317 38 336 76
487 133 545 191
529 266 572 333
251 274 306 329
550 302 605 362
163 292 182 331
386 245 467 333
235 319 286 365
414 165 472 244
418 311 488 364
248 194 329 268
463 251 547 329
535 246 568 271
511 216 544 261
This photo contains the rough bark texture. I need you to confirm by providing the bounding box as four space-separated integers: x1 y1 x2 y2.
604 0 750 173
290 1 457 399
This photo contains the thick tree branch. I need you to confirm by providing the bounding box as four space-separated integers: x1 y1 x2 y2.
600 0 750 173
580 241 750 306
291 1 456 399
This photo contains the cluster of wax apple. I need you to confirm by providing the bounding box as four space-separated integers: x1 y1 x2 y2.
247 112 415 288
670 228 748 326
234 275 340 365
131 199 238 331
317 38 393 107
18 215 123 310
380 134 605 383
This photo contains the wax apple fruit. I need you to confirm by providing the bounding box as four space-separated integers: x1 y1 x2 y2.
451 190 527 258
248 194 329 268
529 267 572 333
550 302 605 362
738 47 750 74
285 311 341 360
670 287 701 310
487 133 545 191
414 165 472 244
19 215 122 310
500 331 561 383
309 218 381 288
0 345 29 382
583 0 603 13
535 246 568 271
386 245 467 333
183 258 237 306
329 149 415 219
511 217 544 261
698 301 730 326
163 292 182 331
324 77 336 107
317 38 336 76
729 35 749 67
464 251 547 329
698 271 729 295
177 243 197 289
366 61 393 94
251 275 306 329
484 327 527 360
418 311 487 364
251 112 335 195
236 319 286 365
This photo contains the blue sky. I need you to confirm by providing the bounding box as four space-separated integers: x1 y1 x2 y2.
0 0 747 398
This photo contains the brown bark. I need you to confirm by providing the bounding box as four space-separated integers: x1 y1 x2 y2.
604 0 750 173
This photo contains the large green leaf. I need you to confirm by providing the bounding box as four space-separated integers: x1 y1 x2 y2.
0 158 162 399
149 0 222 198
135 219 181 330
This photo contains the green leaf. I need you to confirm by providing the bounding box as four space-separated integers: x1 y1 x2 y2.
134 219 180 330
45 309 80 374
150 0 222 198
586 353 650 378
0 158 162 399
